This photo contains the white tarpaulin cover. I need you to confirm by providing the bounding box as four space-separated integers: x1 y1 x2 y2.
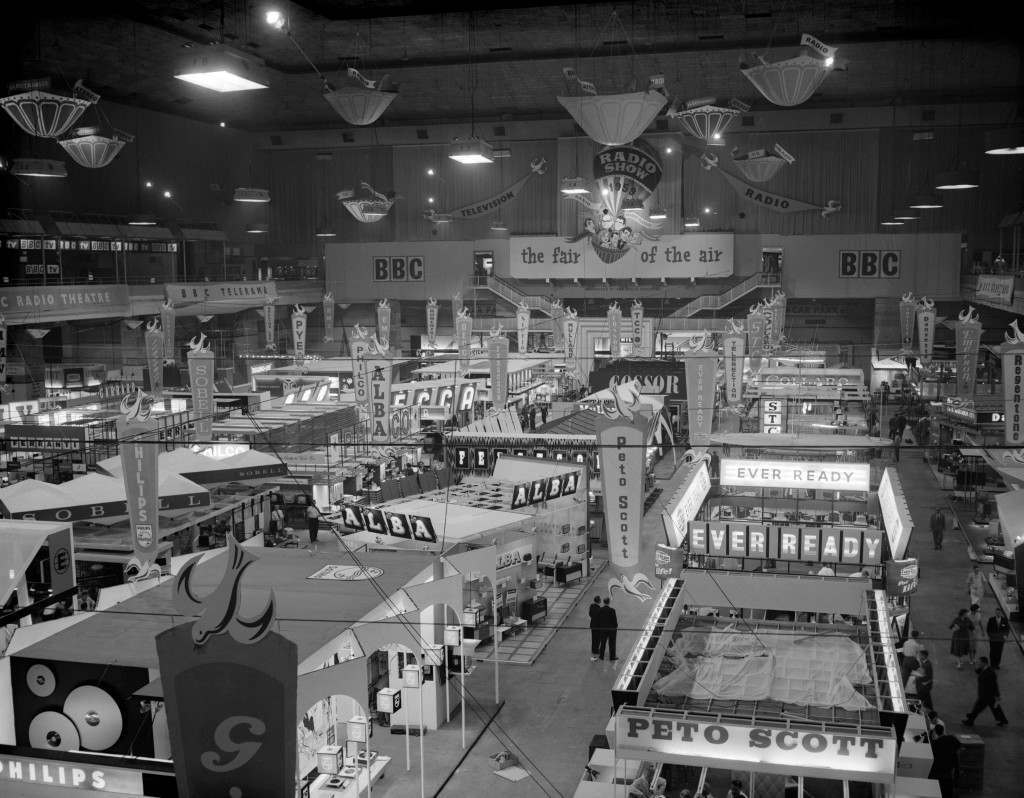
653 624 872 711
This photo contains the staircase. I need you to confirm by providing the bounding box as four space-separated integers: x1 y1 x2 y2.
674 272 781 318
465 275 556 317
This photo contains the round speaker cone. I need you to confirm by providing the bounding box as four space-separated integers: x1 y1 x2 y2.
63 685 123 750
26 664 57 697
28 711 81 751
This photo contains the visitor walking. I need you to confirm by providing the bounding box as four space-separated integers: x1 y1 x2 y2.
986 607 1010 668
949 608 974 669
305 500 320 548
915 650 934 710
965 565 986 607
967 604 984 664
962 657 1008 727
589 595 603 662
597 597 618 661
528 403 537 430
930 508 945 550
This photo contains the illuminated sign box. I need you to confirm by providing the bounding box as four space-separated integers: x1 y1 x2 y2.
661 461 712 547
687 521 883 565
720 459 870 493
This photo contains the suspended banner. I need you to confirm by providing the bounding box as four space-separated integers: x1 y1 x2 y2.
550 299 565 350
156 539 296 798
564 307 581 381
747 308 768 358
425 157 547 222
487 329 510 408
716 167 841 217
1002 321 1024 445
367 357 393 444
0 314 7 395
350 324 383 419
761 300 779 355
160 299 176 362
376 298 392 349
117 391 161 581
684 338 718 446
322 292 335 342
772 291 788 345
263 299 277 350
595 381 649 568
607 302 623 359
144 319 165 396
451 292 462 329
186 333 215 441
455 307 473 369
955 306 982 399
291 305 308 360
899 292 917 351
916 297 936 363
426 297 439 347
630 299 647 357
516 302 531 353
722 322 746 404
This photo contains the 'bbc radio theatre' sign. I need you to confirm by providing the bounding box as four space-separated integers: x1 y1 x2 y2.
373 256 425 282
839 250 901 278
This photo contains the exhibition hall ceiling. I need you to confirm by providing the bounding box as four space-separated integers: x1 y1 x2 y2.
4 1 1020 130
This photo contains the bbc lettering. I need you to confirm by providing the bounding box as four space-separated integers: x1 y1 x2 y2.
373 256 425 282
839 250 901 278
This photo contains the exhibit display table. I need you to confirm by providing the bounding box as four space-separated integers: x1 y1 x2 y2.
310 756 391 798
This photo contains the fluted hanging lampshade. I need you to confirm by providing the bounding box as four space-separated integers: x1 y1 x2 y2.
1 79 99 138
58 126 134 168
670 99 742 145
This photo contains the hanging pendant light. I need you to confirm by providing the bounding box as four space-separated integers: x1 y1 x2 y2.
560 176 591 195
58 125 133 168
935 169 979 190
10 158 67 178
909 194 943 209
984 128 1024 156
1 79 98 138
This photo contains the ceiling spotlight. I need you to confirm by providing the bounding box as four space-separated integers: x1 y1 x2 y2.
247 225 268 233
448 136 494 164
560 176 591 195
427 196 435 204
712 132 722 140
824 56 835 68
265 10 286 30
892 213 920 221
219 121 227 128
144 180 153 188
163 190 173 198
174 46 269 93
909 193 943 209
426 168 435 176
703 206 712 214
600 187 610 196
315 228 336 238
934 169 978 190
665 147 673 154
984 128 1024 156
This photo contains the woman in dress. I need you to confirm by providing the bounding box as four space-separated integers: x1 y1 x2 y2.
967 604 984 664
949 608 974 669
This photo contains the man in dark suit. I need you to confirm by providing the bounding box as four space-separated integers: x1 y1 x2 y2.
597 597 619 661
962 657 1008 726
589 595 603 662
929 724 962 798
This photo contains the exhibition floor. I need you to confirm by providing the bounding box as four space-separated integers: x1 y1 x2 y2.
360 454 1022 798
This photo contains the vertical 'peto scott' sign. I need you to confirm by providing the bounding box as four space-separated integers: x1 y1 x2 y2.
595 381 648 568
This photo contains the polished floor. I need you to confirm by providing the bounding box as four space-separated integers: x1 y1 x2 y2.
360 446 1021 798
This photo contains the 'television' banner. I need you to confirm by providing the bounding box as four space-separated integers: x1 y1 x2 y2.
509 234 734 280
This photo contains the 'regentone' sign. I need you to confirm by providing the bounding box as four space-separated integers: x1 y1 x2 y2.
615 711 896 783
686 521 884 565
720 459 870 492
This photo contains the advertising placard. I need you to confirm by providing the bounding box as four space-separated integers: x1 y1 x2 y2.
376 299 392 350
116 391 161 579
144 320 164 396
186 335 215 441
426 298 439 347
515 303 530 353
589 360 685 399
322 292 335 342
630 299 647 357
595 384 647 568
722 329 745 404
898 293 916 350
487 332 509 408
291 306 308 359
684 352 717 446
1002 332 1024 444
720 459 870 492
367 358 392 444
687 521 884 565
955 307 982 398
661 460 712 547
0 284 131 324
455 308 473 368
160 300 176 362
654 543 685 578
975 274 1014 305
916 299 936 362
607 302 623 359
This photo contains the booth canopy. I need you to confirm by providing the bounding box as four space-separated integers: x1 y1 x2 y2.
709 432 891 448
97 447 287 485
0 520 71 606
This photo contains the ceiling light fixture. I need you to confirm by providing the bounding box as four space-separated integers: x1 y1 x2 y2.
880 220 904 226
490 218 509 232
174 46 269 93
934 169 979 190
1 78 98 138
649 207 668 220
128 214 158 226
315 227 336 238
984 128 1024 155
892 213 920 221
58 125 134 169
246 224 268 234
909 194 943 209
560 176 591 195
684 217 700 228
233 187 271 203
10 158 67 178
163 190 173 199
448 136 494 165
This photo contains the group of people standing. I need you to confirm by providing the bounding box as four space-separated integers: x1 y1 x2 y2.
588 596 619 661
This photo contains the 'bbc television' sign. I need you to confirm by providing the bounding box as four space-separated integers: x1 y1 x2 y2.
336 504 438 543
839 250 900 278
373 256 425 282
687 520 884 565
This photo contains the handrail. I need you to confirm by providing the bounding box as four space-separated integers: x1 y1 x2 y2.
676 272 779 317
465 275 555 316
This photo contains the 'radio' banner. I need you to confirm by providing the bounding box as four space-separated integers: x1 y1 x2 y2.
722 328 746 404
117 391 161 580
144 320 164 396
607 302 623 359
516 303 530 353
186 334 215 441
488 332 510 408
955 307 982 398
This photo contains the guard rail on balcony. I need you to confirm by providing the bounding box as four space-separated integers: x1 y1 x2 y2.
464 275 555 316
674 272 780 318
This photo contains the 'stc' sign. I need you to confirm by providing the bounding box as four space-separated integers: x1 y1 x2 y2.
839 250 900 278
373 256 425 281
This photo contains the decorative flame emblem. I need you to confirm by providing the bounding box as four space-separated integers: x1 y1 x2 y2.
685 331 715 351
427 297 438 308
174 535 276 646
378 298 390 309
162 298 174 309
917 296 935 311
551 298 563 310
727 317 745 333
608 300 620 313
901 291 916 304
517 300 530 313
958 306 980 324
323 291 334 302
292 304 306 315
120 389 153 423
187 332 210 353
146 318 161 333
608 573 656 603
597 378 642 421
632 298 643 311
457 306 472 319
1006 320 1024 345
488 323 505 338
564 306 579 320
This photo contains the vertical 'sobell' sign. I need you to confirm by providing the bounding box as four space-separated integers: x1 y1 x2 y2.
1003 321 1024 444
186 333 215 440
157 537 296 798
144 319 165 396
595 381 648 568
117 390 162 581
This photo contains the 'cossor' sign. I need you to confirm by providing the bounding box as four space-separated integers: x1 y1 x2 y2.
615 711 896 783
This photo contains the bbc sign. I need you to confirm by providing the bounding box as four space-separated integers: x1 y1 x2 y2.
839 250 901 278
373 256 425 281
